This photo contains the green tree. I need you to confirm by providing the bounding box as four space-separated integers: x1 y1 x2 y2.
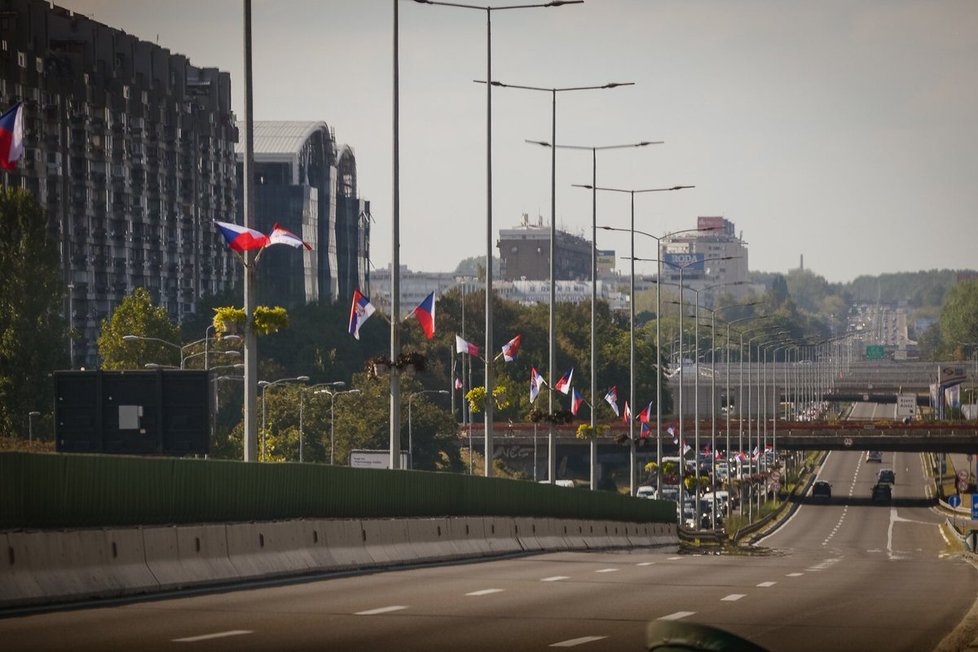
98 287 181 369
940 279 978 357
0 187 67 437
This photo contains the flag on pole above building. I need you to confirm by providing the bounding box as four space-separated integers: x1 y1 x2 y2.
348 289 376 340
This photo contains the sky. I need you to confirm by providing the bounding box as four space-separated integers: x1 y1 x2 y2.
57 0 978 284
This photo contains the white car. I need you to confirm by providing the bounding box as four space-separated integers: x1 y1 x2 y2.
636 485 657 499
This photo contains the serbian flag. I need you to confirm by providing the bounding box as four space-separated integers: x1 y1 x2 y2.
348 289 376 340
267 223 312 250
604 386 620 417
455 334 479 356
554 368 573 395
640 422 651 439
501 334 521 362
623 401 631 424
0 102 24 170
412 292 436 339
215 220 269 252
637 402 652 424
530 367 545 403
571 388 584 416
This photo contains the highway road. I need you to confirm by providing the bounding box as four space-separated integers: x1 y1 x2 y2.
3 407 977 651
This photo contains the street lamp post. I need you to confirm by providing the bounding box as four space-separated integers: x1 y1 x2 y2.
258 376 309 462
408 390 449 470
532 139 662 489
28 411 40 442
576 185 694 495
317 387 363 465
300 382 345 463
413 0 582 478
495 80 632 487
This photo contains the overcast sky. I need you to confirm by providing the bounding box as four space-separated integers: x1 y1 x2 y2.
58 0 978 284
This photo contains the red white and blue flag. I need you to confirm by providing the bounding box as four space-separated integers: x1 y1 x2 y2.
412 292 436 339
455 334 479 357
214 220 269 252
267 223 312 250
530 367 545 403
455 377 463 390
554 368 574 395
0 102 24 170
501 334 521 362
604 386 620 417
640 422 651 439
623 400 631 424
637 401 653 424
571 388 584 416
348 289 376 340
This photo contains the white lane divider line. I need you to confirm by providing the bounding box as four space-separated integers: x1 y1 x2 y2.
541 576 570 582
355 606 408 615
786 573 804 577
550 636 608 647
637 562 655 566
721 594 746 601
466 589 504 596
173 630 253 643
756 581 776 587
594 568 620 573
667 556 682 561
659 611 696 621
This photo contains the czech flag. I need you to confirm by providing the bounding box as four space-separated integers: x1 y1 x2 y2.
0 102 24 170
501 334 521 362
571 388 584 416
348 289 376 340
267 223 312 250
604 386 620 417
455 334 479 356
530 367 545 403
412 292 435 339
215 220 269 252
554 368 573 395
640 422 651 439
637 401 652 424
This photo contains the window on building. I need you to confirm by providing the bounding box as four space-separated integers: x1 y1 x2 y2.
17 51 26 68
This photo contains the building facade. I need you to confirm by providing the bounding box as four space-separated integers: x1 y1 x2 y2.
234 121 369 307
0 0 239 367
660 216 753 306
497 213 593 282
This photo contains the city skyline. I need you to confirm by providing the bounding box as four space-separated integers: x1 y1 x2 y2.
56 0 978 285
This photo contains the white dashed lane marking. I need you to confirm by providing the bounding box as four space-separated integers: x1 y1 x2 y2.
466 589 503 596
541 576 570 582
659 611 696 621
722 594 746 601
594 568 619 574
550 636 608 647
757 581 776 587
355 606 408 615
173 630 253 643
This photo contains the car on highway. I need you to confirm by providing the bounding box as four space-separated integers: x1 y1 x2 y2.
636 485 657 499
812 481 832 501
866 450 883 463
877 468 895 485
872 482 892 502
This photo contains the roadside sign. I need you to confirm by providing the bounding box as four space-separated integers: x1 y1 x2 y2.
866 345 885 360
843 437 853 447
896 394 916 418
948 494 962 508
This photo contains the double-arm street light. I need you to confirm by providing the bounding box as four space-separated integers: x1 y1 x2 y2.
258 376 310 462
300 382 346 463
494 80 632 486
532 139 661 489
123 332 241 370
408 390 450 470
577 185 694 495
316 386 362 465
413 0 582 477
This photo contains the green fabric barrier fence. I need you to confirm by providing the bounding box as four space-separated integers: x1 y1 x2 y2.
0 452 675 530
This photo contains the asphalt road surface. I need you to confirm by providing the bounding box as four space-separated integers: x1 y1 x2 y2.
2 451 976 651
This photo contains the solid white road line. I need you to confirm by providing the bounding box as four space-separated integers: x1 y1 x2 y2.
466 589 504 596
355 606 408 615
550 636 608 647
658 611 696 621
541 576 570 582
173 630 253 643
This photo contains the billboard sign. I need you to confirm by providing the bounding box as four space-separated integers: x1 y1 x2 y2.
896 394 916 418
663 252 705 273
349 449 409 469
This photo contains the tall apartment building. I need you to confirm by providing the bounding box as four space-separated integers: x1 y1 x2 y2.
497 213 594 282
661 216 753 305
0 0 238 367
235 121 370 307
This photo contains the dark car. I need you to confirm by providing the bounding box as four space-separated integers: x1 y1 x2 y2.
877 468 895 485
812 481 832 501
872 482 892 502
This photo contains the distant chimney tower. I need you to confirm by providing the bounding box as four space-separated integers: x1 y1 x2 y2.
800 254 804 271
